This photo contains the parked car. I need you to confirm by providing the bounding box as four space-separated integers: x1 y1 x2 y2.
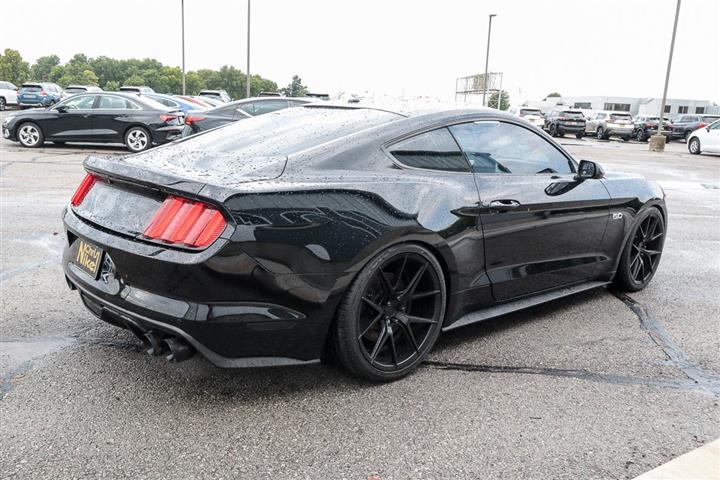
61 103 667 381
173 95 215 108
2 92 184 152
191 95 223 107
142 93 208 113
0 81 18 110
669 114 720 142
119 85 155 94
17 82 63 108
543 109 586 138
507 106 545 128
687 120 720 155
198 89 231 103
585 111 634 140
63 85 103 98
632 115 671 142
182 96 314 136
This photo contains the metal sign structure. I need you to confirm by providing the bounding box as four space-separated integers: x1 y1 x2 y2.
455 72 503 103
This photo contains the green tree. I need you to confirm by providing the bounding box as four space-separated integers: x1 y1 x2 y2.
123 73 146 87
281 75 307 97
31 55 61 81
104 80 120 91
488 90 510 110
184 71 205 94
0 49 30 85
57 53 99 86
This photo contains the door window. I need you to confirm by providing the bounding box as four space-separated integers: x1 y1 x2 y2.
388 128 469 172
59 95 97 110
449 121 574 175
97 95 135 109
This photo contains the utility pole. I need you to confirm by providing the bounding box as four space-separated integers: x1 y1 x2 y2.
246 0 251 98
181 0 186 94
482 14 496 107
651 0 681 152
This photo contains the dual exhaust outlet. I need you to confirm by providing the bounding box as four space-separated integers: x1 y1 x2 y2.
141 330 195 363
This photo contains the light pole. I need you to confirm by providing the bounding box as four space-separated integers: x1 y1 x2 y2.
246 0 251 98
651 0 681 152
482 14 496 107
181 0 186 94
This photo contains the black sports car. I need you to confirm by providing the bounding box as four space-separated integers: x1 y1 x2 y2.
2 92 184 152
62 104 667 381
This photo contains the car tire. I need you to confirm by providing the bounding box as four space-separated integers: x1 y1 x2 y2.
124 126 152 153
688 137 701 155
614 208 665 292
549 124 558 137
332 243 447 382
622 136 630 142
636 130 646 142
0 97 5 111
575 132 584 139
596 127 605 140
17 122 44 148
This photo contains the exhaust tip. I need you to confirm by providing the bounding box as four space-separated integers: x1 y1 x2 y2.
163 337 195 363
143 331 167 356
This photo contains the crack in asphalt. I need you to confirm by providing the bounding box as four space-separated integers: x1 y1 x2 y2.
610 290 720 396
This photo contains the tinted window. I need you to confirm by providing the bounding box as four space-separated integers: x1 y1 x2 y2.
253 100 290 115
64 87 87 94
561 111 584 119
449 121 573 175
389 128 469 172
702 116 720 123
60 95 97 109
98 95 134 109
213 104 240 116
237 102 254 115
150 96 177 107
21 84 42 92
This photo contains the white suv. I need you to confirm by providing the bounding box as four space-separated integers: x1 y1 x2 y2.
507 106 545 128
688 120 720 155
0 81 18 110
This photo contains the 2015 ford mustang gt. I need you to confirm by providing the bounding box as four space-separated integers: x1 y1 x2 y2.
62 103 667 381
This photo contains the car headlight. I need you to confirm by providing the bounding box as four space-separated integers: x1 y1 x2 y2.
2 115 15 126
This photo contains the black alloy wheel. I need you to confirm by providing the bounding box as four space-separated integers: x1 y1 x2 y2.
636 130 646 142
596 127 605 140
575 132 584 139
333 244 446 382
549 124 557 137
615 209 665 292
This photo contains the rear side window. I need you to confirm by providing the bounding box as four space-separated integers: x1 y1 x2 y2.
253 100 290 116
702 116 720 123
389 128 469 172
449 121 573 175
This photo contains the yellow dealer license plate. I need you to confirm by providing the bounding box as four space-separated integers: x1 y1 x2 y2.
75 239 103 279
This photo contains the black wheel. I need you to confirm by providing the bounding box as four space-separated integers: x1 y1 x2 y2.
636 130 646 142
549 124 558 137
575 132 584 139
17 122 44 148
596 127 605 140
614 209 665 292
0 97 6 111
622 136 630 142
48 99 56 107
124 126 151 153
688 137 701 155
332 243 446 382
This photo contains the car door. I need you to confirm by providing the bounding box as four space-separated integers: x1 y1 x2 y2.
703 121 720 152
42 94 98 140
449 120 611 301
93 95 139 141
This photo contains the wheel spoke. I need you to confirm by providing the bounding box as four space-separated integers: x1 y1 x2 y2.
387 326 398 367
394 255 408 290
644 249 661 256
410 289 440 301
631 256 642 281
401 313 437 325
358 312 383 340
377 269 395 295
369 325 388 362
399 321 420 354
361 296 383 314
400 263 428 299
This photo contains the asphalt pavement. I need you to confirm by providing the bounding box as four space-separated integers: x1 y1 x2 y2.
1 112 718 479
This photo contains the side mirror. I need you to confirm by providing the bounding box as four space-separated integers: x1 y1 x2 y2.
56 105 68 113
576 160 604 180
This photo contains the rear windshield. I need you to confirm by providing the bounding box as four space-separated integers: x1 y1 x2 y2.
21 84 42 91
183 107 399 156
562 111 584 119
520 109 543 117
702 116 720 123
610 114 632 121
65 87 86 93
119 87 139 92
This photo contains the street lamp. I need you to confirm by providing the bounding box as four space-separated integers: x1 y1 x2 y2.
650 0 681 152
482 14 496 107
181 0 186 95
246 0 251 98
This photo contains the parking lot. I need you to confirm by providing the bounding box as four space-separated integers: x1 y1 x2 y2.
1 108 719 479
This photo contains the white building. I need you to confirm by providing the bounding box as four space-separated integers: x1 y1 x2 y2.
526 95 719 118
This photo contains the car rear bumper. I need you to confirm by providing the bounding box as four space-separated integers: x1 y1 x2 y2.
62 207 338 367
605 127 634 136
557 123 585 132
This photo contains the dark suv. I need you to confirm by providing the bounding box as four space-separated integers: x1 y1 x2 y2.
633 115 671 142
669 114 720 141
543 109 586 138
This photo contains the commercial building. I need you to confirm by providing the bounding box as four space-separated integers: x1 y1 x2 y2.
526 95 719 117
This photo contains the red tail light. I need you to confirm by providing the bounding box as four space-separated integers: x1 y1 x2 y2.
697 123 707 129
184 115 205 125
159 114 180 123
40 91 47 96
143 196 227 248
70 174 97 206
